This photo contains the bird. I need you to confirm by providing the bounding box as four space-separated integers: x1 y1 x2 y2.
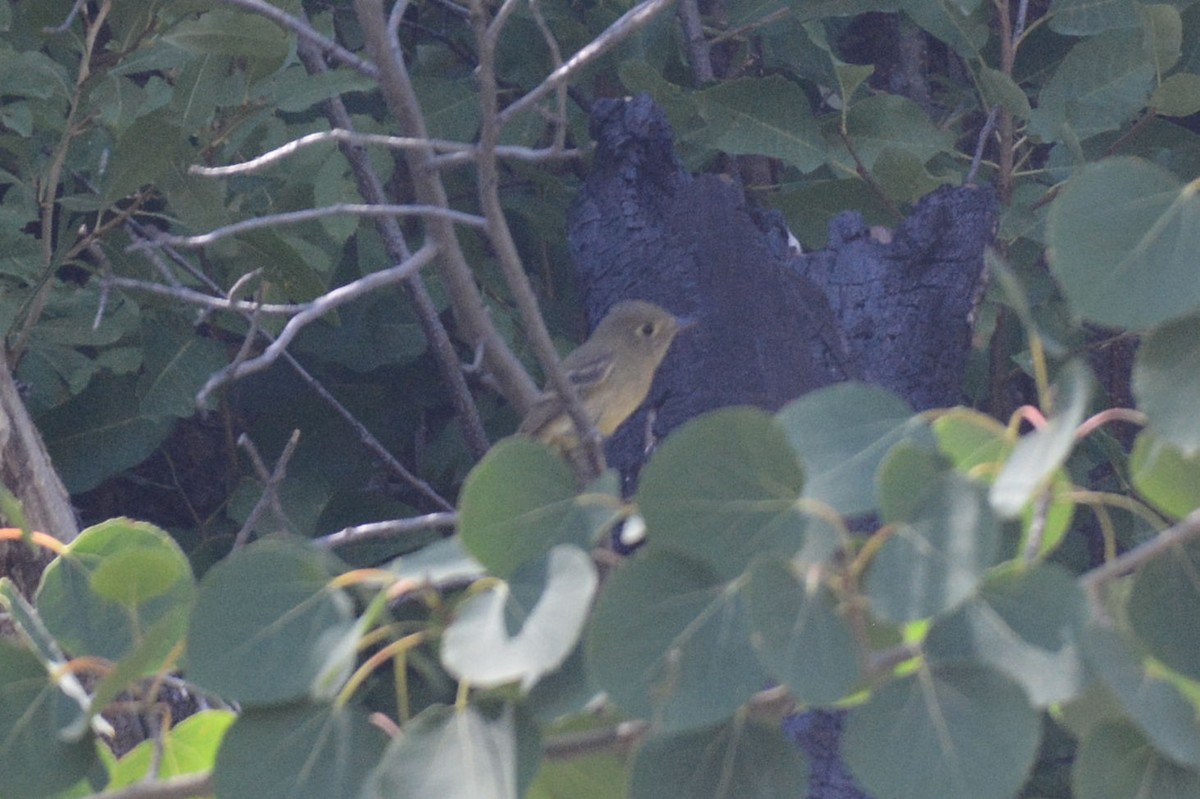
518 300 692 453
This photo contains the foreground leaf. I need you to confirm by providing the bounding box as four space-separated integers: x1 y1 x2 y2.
844 664 1040 799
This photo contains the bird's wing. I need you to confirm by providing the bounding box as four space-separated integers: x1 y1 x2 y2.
563 350 615 390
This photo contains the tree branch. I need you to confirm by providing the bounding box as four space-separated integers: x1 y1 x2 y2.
134 204 486 251
195 243 440 405
355 0 540 413
212 0 379 78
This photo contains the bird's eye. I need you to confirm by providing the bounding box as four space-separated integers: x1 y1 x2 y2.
639 322 655 337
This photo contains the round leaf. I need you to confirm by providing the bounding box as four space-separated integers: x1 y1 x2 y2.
776 382 921 516
925 563 1088 706
1130 430 1200 517
0 640 97 799
1128 540 1200 683
215 703 386 799
746 558 860 704
1047 157 1200 329
187 538 356 704
1081 623 1200 767
867 471 1001 622
441 545 597 691
363 705 521 799
638 407 805 580
458 438 618 578
36 518 194 668
586 549 767 732
1133 312 1200 456
844 665 1040 799
1073 719 1200 799
630 720 808 799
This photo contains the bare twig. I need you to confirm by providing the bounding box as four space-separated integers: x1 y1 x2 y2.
133 204 486 251
297 30 492 459
195 243 440 405
313 512 458 548
189 129 583 177
676 0 713 84
43 0 89 33
499 0 679 126
277 349 455 511
233 431 301 548
103 276 308 314
211 0 379 78
527 0 569 150
472 0 606 477
355 0 540 413
966 106 999 186
1080 507 1200 605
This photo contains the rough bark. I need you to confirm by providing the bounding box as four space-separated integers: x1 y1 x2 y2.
0 346 78 599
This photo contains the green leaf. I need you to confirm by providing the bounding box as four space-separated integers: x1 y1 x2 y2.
830 94 956 174
458 438 620 578
1028 30 1154 142
745 559 860 704
901 0 990 58
629 720 808 799
1072 719 1200 799
979 66 1032 119
1128 540 1200 683
139 317 229 417
269 65 375 113
1152 72 1200 117
691 76 826 173
1047 157 1200 329
844 664 1041 799
1142 4 1182 75
412 76 482 142
0 639 98 799
1049 0 1139 35
1082 623 1200 767
363 704 521 799
925 564 1088 706
36 519 194 668
990 360 1092 517
586 549 767 732
441 546 597 691
162 8 288 81
214 703 387 799
108 710 235 788
867 470 1000 622
187 538 357 704
776 382 921 516
1133 313 1200 455
526 750 627 799
1130 430 1200 516
638 407 806 581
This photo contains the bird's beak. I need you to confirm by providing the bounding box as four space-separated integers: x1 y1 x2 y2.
675 314 698 332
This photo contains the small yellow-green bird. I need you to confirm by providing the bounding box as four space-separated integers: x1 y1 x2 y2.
518 300 692 452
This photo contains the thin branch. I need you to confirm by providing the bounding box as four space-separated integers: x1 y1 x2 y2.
544 720 649 759
134 204 486 251
966 106 999 186
1080 507 1200 601
313 512 458 548
233 431 301 548
527 0 569 150
42 0 88 33
499 0 679 126
103 276 308 314
277 349 455 511
90 773 213 799
1074 407 1147 441
190 129 583 177
298 29 492 459
473 0 606 477
211 0 379 79
196 243 440 405
676 0 713 84
355 0 540 413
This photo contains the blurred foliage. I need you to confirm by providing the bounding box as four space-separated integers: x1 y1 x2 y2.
2 0 1200 797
